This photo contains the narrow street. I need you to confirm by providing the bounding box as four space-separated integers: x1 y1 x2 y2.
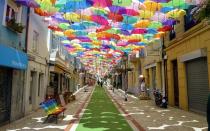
0 85 207 131
75 85 133 131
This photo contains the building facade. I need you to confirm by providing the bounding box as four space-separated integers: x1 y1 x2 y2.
24 8 49 114
47 33 74 99
165 19 210 115
0 0 28 125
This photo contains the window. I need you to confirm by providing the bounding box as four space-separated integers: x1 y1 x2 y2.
3 0 22 26
169 26 176 41
32 31 39 52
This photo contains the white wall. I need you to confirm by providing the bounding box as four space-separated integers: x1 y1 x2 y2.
24 9 49 114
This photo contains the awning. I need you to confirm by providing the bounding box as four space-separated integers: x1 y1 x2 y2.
0 44 28 70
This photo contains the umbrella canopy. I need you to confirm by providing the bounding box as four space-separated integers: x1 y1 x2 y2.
15 0 40 8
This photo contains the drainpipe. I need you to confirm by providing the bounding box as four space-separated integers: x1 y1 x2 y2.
22 7 30 116
25 7 30 53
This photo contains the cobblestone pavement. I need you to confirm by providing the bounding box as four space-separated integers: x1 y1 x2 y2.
107 87 208 131
0 86 94 131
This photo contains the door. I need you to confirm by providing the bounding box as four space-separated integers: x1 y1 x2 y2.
151 67 156 88
187 57 209 115
30 71 37 110
0 68 12 125
172 60 179 107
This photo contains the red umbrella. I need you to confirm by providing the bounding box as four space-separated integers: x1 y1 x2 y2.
96 25 112 32
108 12 123 22
158 25 172 32
48 26 62 31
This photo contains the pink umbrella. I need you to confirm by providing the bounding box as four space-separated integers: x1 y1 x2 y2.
91 15 109 25
93 0 112 7
118 9 139 16
151 12 167 22
131 28 147 34
116 42 127 47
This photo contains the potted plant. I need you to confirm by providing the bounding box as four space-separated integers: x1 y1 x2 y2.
6 18 24 33
192 0 210 22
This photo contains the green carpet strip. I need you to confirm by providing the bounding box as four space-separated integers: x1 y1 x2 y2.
76 86 133 131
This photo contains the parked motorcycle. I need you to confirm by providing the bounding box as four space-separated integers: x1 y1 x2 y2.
153 89 167 108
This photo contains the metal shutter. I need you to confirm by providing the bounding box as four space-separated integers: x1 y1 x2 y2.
186 57 209 115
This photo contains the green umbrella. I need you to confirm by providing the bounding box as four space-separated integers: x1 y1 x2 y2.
161 0 188 9
148 21 163 29
106 28 121 34
112 0 132 7
58 23 70 30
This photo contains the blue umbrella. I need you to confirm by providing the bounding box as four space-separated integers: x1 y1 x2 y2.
120 23 134 30
147 28 158 34
70 23 86 30
59 0 93 12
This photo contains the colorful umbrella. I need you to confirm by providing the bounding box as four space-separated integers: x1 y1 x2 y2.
15 0 40 8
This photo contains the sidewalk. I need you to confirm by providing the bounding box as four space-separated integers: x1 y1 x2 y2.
107 88 208 131
0 86 94 131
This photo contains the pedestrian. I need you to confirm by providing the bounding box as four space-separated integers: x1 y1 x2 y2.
100 81 103 87
207 92 210 131
140 78 145 92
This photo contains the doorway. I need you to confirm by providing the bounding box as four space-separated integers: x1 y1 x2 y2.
0 67 12 125
29 71 37 110
172 60 179 107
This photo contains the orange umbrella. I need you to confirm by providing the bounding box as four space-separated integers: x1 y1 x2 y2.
134 20 150 28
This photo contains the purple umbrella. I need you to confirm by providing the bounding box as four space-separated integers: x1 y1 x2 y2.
15 0 40 8
162 19 177 26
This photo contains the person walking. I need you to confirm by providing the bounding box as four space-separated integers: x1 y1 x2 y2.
207 92 210 131
100 81 103 87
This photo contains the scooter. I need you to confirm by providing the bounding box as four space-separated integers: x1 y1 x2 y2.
153 90 167 108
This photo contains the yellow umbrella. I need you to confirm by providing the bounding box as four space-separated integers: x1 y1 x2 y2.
63 13 81 22
53 31 64 36
139 10 154 19
134 20 151 28
144 1 162 11
64 29 75 36
166 9 186 19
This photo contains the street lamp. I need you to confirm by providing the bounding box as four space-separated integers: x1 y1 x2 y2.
122 53 128 101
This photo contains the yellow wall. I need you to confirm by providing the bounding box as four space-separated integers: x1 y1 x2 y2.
156 62 162 90
165 23 210 110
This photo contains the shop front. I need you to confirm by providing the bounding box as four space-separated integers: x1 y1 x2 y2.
0 44 28 125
